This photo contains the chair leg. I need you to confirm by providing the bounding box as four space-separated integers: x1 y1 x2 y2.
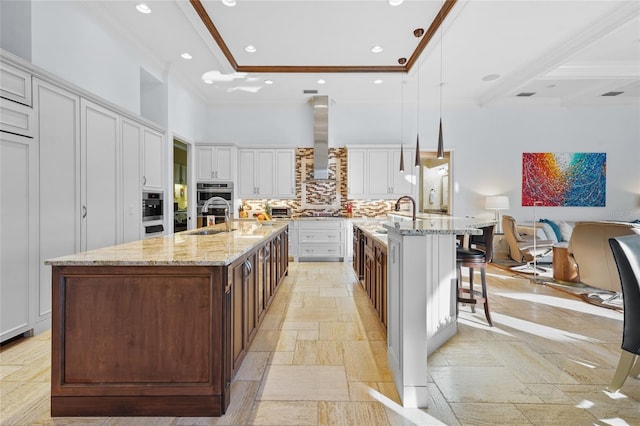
469 267 476 313
608 350 638 392
480 267 493 326
630 355 640 378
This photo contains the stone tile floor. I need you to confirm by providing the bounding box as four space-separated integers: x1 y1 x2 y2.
1 262 638 425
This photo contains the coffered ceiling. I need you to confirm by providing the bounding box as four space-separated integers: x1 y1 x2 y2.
87 0 640 106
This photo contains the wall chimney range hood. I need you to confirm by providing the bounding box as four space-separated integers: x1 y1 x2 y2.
309 95 332 181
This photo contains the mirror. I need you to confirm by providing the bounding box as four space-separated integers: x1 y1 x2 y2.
419 151 452 215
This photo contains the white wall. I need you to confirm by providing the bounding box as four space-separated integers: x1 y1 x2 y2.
28 0 206 143
31 1 144 114
205 102 640 222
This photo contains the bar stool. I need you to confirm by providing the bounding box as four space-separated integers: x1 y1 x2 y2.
457 225 495 326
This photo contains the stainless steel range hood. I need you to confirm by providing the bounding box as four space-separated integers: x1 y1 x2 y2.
309 95 331 181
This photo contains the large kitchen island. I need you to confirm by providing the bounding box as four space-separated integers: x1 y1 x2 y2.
45 221 289 417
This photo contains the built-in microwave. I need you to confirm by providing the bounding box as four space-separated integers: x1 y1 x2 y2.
142 191 163 222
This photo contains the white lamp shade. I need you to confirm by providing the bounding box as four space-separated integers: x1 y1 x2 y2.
485 196 510 210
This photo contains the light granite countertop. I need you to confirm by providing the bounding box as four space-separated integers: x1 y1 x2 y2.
45 221 288 267
383 215 495 236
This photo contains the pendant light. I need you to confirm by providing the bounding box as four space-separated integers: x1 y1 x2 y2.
399 74 405 172
436 2 445 159
415 59 421 167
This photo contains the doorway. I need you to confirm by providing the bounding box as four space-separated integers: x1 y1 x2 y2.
419 151 452 215
173 140 188 232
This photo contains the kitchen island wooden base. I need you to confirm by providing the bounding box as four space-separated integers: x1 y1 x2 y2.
49 223 289 417
51 265 230 417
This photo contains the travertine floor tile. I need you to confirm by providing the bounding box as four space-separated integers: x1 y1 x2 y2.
318 321 365 340
249 401 318 425
450 402 533 425
257 365 349 401
235 351 270 381
293 340 344 366
515 403 599 425
430 365 542 403
318 401 389 426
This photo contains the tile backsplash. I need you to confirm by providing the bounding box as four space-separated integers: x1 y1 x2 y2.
240 147 395 218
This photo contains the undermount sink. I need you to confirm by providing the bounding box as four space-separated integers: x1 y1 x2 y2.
190 228 237 236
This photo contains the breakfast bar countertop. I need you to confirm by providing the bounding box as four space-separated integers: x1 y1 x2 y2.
45 220 287 267
383 215 496 236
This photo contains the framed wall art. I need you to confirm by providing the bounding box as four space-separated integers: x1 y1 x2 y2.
522 152 606 207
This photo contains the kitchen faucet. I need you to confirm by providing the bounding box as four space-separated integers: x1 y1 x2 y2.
201 196 232 232
394 195 417 225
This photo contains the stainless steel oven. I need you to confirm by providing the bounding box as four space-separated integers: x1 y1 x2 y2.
197 182 234 225
142 191 163 222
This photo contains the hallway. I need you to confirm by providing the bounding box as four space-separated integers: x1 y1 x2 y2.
1 261 639 425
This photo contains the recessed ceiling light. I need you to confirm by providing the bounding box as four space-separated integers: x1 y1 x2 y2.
371 45 383 53
317 79 326 85
221 0 236 6
181 53 192 60
388 0 404 5
136 3 151 14
264 80 273 85
374 79 383 84
481 74 500 82
245 45 256 53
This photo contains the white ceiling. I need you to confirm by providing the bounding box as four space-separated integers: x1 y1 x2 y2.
87 0 640 107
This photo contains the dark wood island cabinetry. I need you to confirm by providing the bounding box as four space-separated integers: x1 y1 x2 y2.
47 222 289 417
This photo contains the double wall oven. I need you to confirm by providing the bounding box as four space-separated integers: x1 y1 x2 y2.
197 182 234 226
142 191 164 238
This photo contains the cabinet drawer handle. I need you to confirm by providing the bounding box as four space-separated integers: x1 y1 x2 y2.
143 176 147 185
82 205 87 218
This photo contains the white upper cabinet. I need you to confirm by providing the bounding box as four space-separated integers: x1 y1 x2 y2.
367 150 392 198
274 149 296 198
195 145 236 182
347 146 416 200
142 127 163 190
238 148 295 199
0 62 32 106
347 148 366 199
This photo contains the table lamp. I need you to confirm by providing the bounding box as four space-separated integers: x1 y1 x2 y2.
486 196 510 233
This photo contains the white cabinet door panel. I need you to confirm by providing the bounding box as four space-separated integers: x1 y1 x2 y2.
275 149 295 198
256 150 274 196
36 79 80 326
238 149 257 197
0 98 35 137
0 62 32 105
81 100 119 251
142 127 163 190
367 150 391 198
122 119 142 242
347 148 366 199
0 132 38 342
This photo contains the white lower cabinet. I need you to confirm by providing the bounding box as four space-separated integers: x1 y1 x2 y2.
296 219 345 260
0 131 38 342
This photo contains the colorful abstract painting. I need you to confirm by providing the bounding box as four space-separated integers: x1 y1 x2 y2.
522 152 606 207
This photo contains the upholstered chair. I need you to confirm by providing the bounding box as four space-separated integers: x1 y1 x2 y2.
502 215 554 263
608 234 640 392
